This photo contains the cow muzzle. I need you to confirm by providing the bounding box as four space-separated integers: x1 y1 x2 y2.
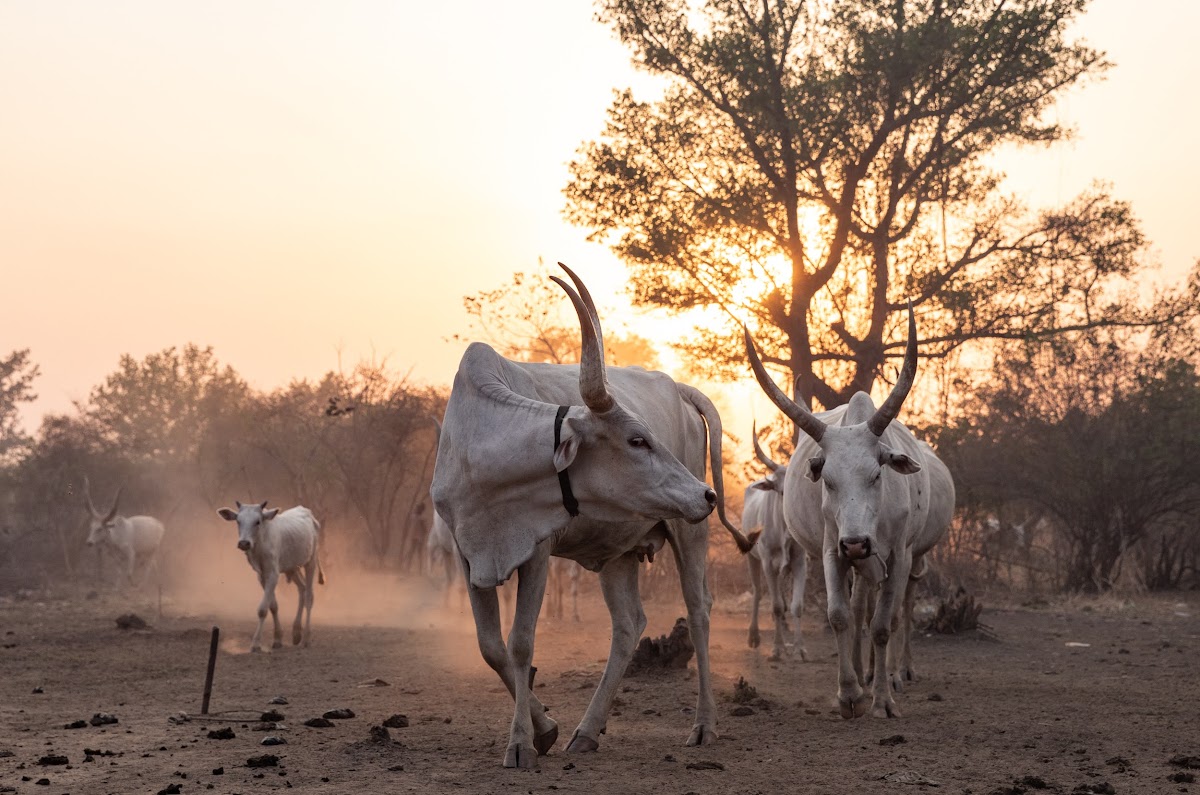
237 540 252 551
839 536 871 561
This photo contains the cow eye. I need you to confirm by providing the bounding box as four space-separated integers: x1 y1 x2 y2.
628 436 649 449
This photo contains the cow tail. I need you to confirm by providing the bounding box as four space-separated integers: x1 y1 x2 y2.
677 384 759 554
315 517 327 586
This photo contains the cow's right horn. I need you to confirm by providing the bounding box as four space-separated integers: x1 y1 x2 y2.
552 273 615 414
103 486 122 523
82 475 98 517
752 422 783 472
744 327 827 443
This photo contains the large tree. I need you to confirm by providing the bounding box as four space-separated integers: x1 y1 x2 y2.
0 349 39 466
566 0 1198 408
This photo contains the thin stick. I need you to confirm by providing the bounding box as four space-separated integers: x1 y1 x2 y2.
201 627 220 715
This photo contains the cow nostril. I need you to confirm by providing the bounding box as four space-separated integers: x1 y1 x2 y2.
237 541 250 551
704 488 717 506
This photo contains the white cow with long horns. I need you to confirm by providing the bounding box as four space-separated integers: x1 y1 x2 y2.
83 477 165 586
744 424 809 661
216 501 325 652
432 263 756 768
744 306 952 719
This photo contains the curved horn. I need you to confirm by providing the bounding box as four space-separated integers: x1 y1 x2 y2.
82 475 99 517
743 327 827 443
867 303 918 437
103 486 122 523
752 422 783 473
557 262 604 363
550 275 614 413
259 500 269 509
430 415 443 442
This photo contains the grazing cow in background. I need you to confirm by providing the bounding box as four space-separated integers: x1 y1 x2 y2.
432 263 755 768
745 424 809 661
546 557 582 623
83 477 165 586
216 501 324 652
746 306 950 719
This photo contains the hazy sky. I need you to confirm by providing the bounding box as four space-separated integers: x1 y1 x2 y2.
2 0 1198 432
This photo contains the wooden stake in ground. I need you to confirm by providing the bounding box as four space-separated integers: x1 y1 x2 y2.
201 626 220 715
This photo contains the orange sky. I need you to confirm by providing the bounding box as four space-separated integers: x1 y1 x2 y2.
2 0 1198 438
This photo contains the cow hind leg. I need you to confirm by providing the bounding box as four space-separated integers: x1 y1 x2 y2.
301 564 317 648
765 561 788 661
292 575 307 646
868 555 911 719
567 552 643 754
788 555 809 661
746 557 763 649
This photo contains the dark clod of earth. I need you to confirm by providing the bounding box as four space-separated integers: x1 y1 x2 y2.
305 717 334 728
730 706 754 717
207 727 235 740
686 761 725 771
731 676 759 704
1071 783 1115 794
90 713 118 726
37 755 68 766
261 709 285 722
322 708 355 719
382 714 409 729
64 720 87 729
115 613 149 630
627 617 693 675
261 736 287 746
879 734 907 746
246 754 279 768
31 687 42 694
212 767 224 775
369 725 391 743
1170 755 1200 769
157 784 183 795
1170 772 1196 783
1017 776 1049 788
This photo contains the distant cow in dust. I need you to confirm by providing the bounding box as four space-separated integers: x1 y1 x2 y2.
216 501 325 652
83 477 165 587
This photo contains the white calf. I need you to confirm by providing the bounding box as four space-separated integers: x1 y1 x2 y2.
217 501 324 652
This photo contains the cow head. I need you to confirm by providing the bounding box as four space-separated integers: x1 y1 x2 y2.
216 500 280 551
83 476 122 546
744 306 922 564
748 422 787 494
548 264 717 525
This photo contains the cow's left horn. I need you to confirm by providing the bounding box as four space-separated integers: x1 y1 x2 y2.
867 303 919 437
551 273 614 414
752 422 783 473
558 262 604 365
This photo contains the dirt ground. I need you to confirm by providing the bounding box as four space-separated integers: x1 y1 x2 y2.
1 575 1197 795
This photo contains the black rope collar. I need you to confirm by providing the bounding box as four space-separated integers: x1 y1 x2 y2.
554 405 580 517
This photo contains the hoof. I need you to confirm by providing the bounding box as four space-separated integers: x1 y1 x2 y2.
797 647 810 662
250 646 263 654
872 699 902 719
747 629 760 649
768 651 783 662
890 674 904 694
565 731 599 754
503 743 538 769
272 640 283 650
685 723 718 746
292 629 303 646
902 666 918 683
533 722 558 756
838 693 868 719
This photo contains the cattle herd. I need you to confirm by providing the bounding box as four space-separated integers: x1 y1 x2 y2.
83 263 956 770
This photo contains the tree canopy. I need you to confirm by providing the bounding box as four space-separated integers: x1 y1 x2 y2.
566 0 1198 408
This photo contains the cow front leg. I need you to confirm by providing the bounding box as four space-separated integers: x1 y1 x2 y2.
462 562 557 769
787 554 809 660
868 553 911 718
746 556 763 649
672 529 718 746
292 578 307 646
764 560 788 661
851 570 872 686
250 573 280 653
567 553 643 753
504 542 552 769
825 550 866 718
301 564 317 648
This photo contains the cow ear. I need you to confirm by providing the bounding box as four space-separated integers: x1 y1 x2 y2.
806 455 825 482
217 508 238 521
263 508 281 520
880 445 922 474
553 418 582 472
750 479 776 492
